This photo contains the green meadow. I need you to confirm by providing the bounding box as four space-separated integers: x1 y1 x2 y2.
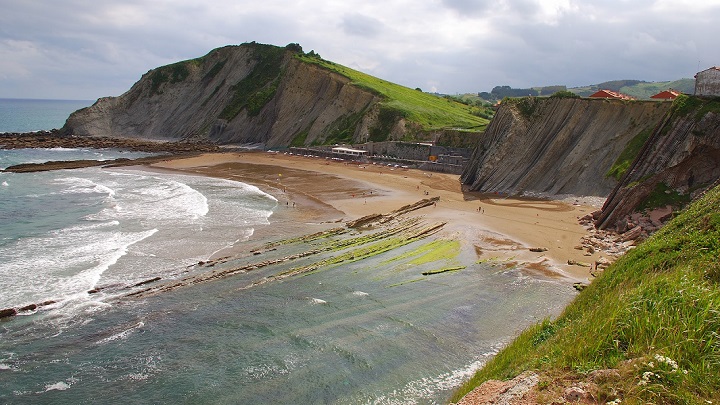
297 54 488 132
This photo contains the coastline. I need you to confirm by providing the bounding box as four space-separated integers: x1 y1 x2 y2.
1 146 604 403
150 151 605 282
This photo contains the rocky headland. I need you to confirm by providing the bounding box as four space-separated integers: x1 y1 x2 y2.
59 42 485 148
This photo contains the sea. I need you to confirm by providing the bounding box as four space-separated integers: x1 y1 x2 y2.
0 99 575 404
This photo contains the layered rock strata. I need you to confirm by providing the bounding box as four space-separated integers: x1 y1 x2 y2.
63 44 378 148
460 97 671 197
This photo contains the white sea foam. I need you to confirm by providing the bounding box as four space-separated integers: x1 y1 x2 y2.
126 373 151 381
55 176 114 196
0 226 158 308
1 164 278 315
310 298 327 305
363 352 498 404
95 321 145 345
137 176 209 219
243 354 300 380
352 291 369 297
76 229 159 289
46 147 79 152
43 381 71 392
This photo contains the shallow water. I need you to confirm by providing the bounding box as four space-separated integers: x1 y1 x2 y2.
0 148 576 404
2 247 571 404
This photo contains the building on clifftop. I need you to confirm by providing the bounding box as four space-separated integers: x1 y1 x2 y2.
650 89 682 100
695 67 720 96
588 89 635 100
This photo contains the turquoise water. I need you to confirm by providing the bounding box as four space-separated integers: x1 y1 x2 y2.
0 104 577 403
0 98 93 133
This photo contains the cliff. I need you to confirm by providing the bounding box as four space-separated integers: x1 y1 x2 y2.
595 95 720 230
460 97 672 197
62 43 486 148
63 43 376 147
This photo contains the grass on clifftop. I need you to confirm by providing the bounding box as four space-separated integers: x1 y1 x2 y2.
296 54 488 132
452 184 720 404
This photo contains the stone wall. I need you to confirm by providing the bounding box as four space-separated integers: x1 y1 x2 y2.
695 67 720 96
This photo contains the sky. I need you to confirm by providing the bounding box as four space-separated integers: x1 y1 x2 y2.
1 0 719 100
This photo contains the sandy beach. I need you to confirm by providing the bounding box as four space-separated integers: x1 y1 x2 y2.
149 151 607 282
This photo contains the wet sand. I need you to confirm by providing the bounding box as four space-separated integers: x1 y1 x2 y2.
151 151 605 281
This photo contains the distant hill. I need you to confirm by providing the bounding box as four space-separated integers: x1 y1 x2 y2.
474 79 695 102
569 78 695 99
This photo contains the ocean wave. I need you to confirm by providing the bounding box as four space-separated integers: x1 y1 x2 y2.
45 147 83 153
351 352 498 404
0 227 158 308
42 381 72 392
309 298 327 305
1 165 279 314
126 174 209 220
95 321 145 345
55 176 116 198
58 220 120 233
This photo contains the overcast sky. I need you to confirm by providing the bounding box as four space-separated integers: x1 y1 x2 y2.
1 0 719 100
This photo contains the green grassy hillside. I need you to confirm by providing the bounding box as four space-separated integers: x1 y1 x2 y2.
296 54 488 133
452 184 720 404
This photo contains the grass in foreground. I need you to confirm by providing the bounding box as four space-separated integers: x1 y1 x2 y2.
296 54 488 132
452 184 720 404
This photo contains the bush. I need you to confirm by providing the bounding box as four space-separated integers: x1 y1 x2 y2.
549 90 580 99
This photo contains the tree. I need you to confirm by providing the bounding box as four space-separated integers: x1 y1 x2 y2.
285 43 303 53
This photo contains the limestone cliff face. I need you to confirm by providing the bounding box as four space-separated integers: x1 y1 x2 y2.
596 97 720 230
63 44 378 147
460 97 672 197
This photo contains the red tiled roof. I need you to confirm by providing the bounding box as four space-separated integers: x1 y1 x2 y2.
650 89 681 99
589 89 635 100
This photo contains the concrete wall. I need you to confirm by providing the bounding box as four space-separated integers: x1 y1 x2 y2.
290 141 471 174
357 141 432 161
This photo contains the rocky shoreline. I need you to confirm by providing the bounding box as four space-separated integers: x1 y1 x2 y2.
0 130 229 172
0 130 223 153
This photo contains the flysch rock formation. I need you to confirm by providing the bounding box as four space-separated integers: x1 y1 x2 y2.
596 96 720 231
63 43 379 148
460 97 672 197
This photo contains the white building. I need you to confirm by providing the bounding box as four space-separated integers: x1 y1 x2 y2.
331 146 368 159
694 67 720 96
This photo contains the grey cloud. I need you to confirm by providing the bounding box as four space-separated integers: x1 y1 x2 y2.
340 13 384 37
440 0 494 16
1 0 720 99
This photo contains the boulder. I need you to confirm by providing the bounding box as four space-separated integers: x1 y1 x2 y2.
0 308 18 319
621 225 644 241
563 386 587 402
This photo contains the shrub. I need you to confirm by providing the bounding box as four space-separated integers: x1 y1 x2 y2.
549 90 580 99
